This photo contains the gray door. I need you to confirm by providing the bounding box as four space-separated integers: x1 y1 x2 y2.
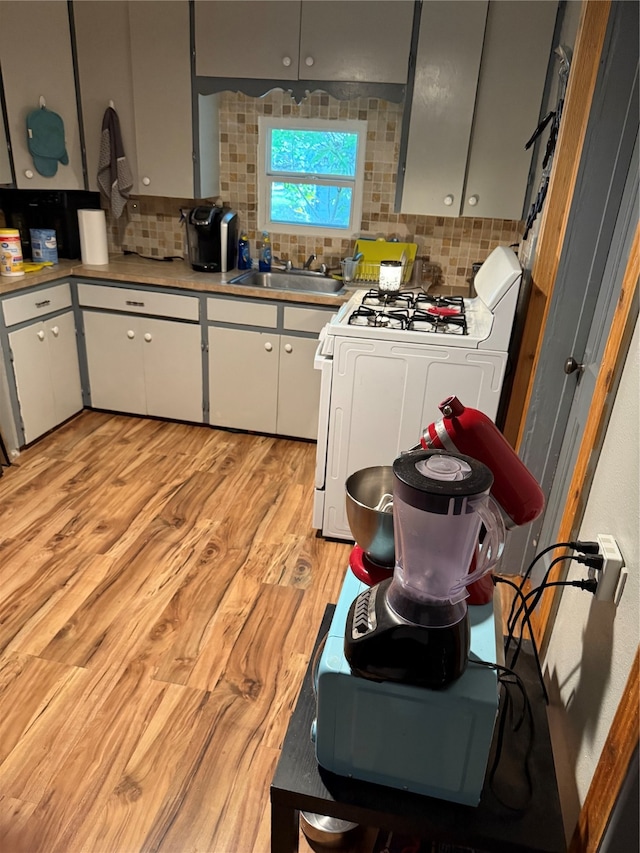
502 2 639 577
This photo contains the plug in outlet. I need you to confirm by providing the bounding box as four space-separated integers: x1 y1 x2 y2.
595 534 627 604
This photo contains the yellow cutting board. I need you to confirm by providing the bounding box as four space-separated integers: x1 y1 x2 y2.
354 239 417 284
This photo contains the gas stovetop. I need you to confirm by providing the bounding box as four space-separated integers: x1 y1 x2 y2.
350 290 468 336
321 247 522 353
329 288 494 348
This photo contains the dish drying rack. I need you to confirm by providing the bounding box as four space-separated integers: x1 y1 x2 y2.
349 240 418 285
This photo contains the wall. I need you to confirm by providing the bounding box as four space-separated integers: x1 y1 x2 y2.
544 317 639 841
105 90 523 294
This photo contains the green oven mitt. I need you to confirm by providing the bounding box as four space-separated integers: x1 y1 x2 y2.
26 106 69 177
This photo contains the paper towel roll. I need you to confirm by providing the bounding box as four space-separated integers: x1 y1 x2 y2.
78 209 109 265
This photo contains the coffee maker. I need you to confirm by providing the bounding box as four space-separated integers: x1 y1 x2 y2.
185 204 238 272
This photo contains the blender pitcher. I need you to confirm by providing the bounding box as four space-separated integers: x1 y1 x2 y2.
387 451 505 628
344 450 504 688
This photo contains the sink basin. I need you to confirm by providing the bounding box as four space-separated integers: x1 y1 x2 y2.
227 269 345 294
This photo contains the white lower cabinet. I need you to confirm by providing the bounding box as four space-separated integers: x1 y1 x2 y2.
83 311 203 422
207 298 330 440
277 334 322 439
208 327 321 439
209 326 279 434
9 311 83 443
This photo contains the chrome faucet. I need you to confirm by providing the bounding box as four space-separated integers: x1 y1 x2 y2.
303 253 316 270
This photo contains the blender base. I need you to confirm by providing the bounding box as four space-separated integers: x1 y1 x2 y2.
314 570 500 806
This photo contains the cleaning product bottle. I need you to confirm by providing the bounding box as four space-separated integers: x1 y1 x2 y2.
238 233 251 270
259 231 272 272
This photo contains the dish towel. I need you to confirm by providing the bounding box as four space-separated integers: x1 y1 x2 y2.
97 106 133 219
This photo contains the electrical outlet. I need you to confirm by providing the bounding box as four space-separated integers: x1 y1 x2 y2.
595 534 627 604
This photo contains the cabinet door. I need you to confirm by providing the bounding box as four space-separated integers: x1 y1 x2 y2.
208 326 278 433
0 101 12 185
195 1 301 80
0 1 84 190
461 1 558 219
277 334 321 440
142 318 203 423
401 1 488 216
73 1 139 195
128 0 193 197
299 1 413 84
9 322 57 443
83 311 146 415
47 312 83 425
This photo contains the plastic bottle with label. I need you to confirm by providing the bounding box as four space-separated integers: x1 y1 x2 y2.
238 234 251 270
259 231 272 272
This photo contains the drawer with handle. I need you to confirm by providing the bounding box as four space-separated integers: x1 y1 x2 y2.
77 283 199 321
2 283 73 327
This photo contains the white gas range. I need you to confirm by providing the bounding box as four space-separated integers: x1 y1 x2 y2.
313 245 523 540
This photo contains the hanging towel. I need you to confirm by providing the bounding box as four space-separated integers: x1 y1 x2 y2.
97 106 133 219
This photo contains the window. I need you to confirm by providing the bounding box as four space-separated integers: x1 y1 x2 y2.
258 117 366 237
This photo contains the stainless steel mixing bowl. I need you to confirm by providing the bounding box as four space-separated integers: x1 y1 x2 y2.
345 466 395 566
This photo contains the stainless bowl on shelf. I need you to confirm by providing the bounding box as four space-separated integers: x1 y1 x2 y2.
345 466 395 567
300 811 359 847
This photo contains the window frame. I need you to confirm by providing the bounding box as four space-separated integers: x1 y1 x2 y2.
257 116 367 238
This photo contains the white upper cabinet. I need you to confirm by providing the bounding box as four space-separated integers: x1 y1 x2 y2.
401 1 558 220
0 0 84 190
73 1 139 195
0 105 12 185
195 1 414 85
74 0 199 199
128 1 194 198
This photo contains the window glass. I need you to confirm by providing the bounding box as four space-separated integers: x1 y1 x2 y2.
259 118 366 236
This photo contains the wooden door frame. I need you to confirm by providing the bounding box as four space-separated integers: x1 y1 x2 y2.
503 3 639 850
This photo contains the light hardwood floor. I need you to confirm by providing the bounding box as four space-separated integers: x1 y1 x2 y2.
0 411 370 853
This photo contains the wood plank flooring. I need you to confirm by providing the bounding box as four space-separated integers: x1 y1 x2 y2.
0 412 364 853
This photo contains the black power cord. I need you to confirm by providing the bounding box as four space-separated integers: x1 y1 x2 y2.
470 659 535 812
495 575 549 703
505 539 600 633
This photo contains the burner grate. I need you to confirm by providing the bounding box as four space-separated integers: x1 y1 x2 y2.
348 306 410 329
408 309 468 335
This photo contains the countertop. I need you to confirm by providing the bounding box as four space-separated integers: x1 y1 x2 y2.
0 255 351 307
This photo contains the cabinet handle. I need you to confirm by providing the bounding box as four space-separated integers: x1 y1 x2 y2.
24 169 34 179
127 330 135 339
282 56 292 67
443 195 454 206
467 195 479 207
125 300 145 307
284 343 293 353
142 177 151 187
51 326 59 337
304 56 315 67
144 333 152 342
264 342 273 352
35 299 51 309
37 330 45 341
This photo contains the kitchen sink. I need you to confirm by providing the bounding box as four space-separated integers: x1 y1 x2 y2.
227 269 345 294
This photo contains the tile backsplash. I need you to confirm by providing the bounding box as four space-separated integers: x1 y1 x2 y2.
106 90 523 294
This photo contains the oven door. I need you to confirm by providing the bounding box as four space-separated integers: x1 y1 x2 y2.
322 335 509 539
313 325 334 529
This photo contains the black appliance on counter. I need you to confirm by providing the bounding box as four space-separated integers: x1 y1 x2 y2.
185 205 238 273
0 188 102 260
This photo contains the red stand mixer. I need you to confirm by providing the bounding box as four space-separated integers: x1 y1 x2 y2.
416 395 545 603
